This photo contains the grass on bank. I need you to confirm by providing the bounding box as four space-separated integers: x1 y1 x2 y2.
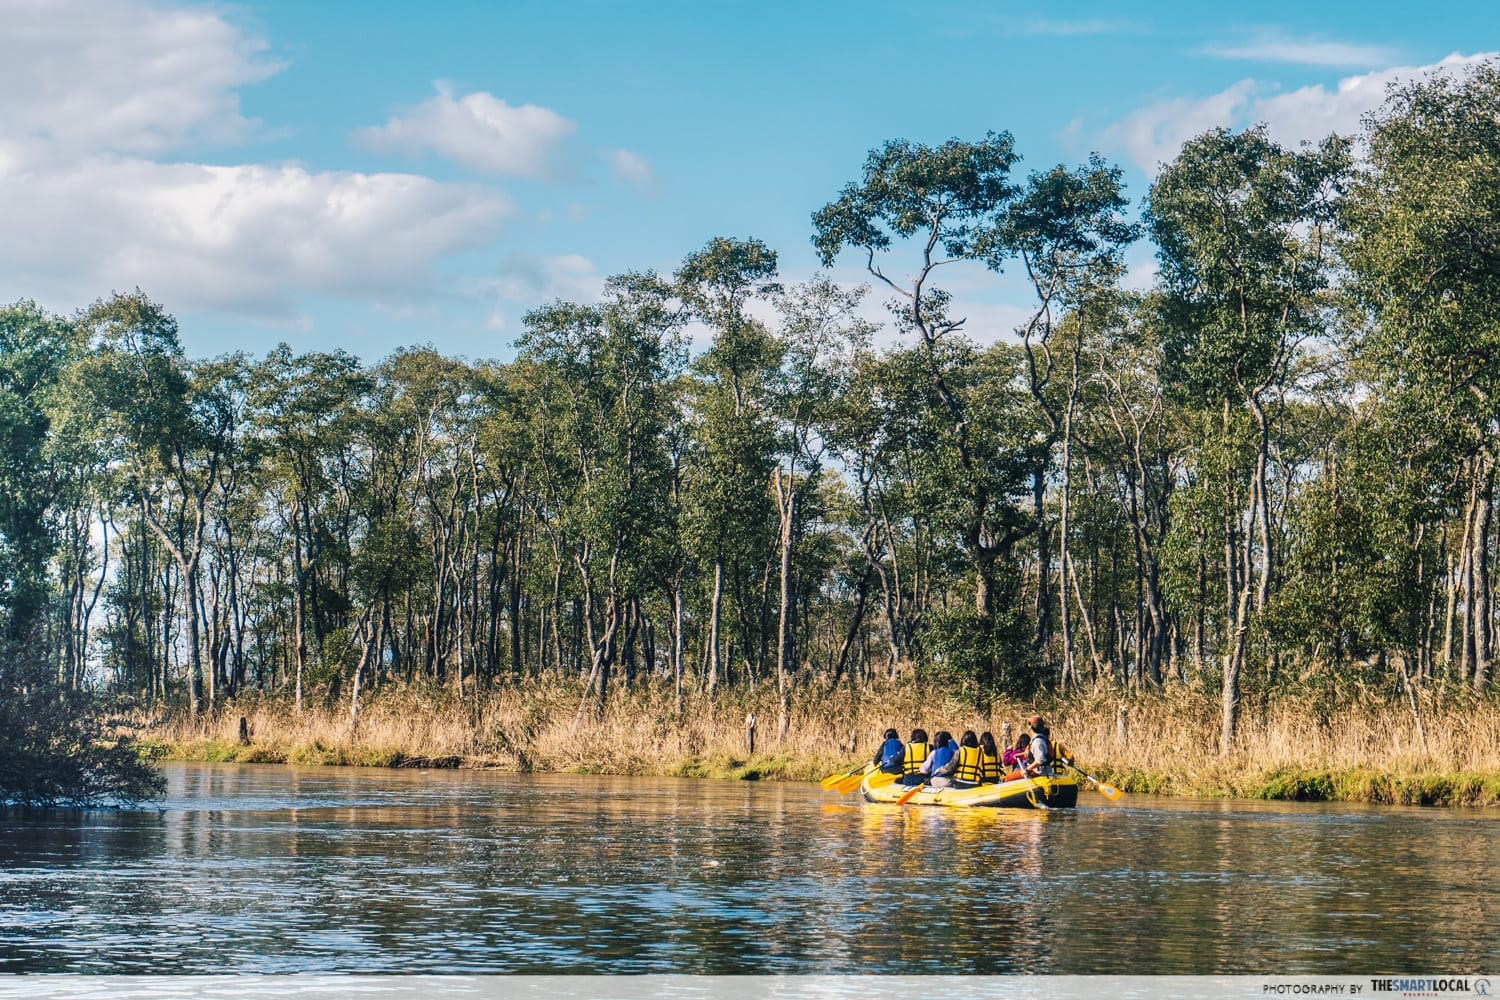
132 675 1500 807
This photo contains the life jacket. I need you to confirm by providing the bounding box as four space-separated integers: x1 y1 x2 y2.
1052 741 1073 765
954 745 983 783
1030 732 1055 774
877 737 905 770
902 741 930 775
930 743 956 774
979 749 1000 783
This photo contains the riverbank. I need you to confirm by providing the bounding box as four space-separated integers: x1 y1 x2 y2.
132 678 1500 807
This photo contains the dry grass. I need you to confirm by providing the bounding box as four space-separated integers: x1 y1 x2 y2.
132 673 1500 806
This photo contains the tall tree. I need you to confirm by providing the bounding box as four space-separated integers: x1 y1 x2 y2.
1147 126 1348 752
1343 63 1500 692
677 237 781 696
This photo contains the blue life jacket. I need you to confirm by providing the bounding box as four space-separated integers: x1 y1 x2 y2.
930 743 956 773
878 737 904 772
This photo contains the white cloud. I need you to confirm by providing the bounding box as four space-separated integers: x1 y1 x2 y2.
0 1 518 323
355 84 577 179
494 253 604 303
0 0 278 157
1200 30 1399 68
483 253 606 331
609 148 657 192
0 156 509 318
1103 51 1498 172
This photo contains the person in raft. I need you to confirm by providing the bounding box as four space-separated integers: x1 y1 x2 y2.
951 731 984 788
1001 732 1030 772
873 728 905 775
919 730 958 787
978 731 1001 784
897 728 931 785
1024 715 1056 777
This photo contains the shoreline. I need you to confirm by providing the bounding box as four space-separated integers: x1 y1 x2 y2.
136 739 1500 808
130 679 1500 808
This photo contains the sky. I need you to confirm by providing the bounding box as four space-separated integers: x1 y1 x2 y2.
2 0 1497 361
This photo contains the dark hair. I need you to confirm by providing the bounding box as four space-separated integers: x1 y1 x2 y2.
980 731 997 754
883 728 899 740
932 730 952 748
910 728 928 744
961 730 978 748
1014 733 1030 751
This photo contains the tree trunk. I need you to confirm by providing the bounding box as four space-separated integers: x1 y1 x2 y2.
708 550 724 697
775 471 796 741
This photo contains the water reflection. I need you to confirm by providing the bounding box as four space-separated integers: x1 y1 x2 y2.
0 764 1495 974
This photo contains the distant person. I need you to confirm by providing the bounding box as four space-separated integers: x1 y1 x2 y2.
873 728 905 775
952 731 983 787
919 730 958 787
1025 715 1056 777
978 731 1001 784
898 728 931 786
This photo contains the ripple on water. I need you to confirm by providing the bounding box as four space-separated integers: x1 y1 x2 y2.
1 763 1496 974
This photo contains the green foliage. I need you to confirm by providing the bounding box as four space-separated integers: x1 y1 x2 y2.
10 81 1500 779
1147 126 1347 403
0 302 82 639
921 601 1043 700
0 647 164 806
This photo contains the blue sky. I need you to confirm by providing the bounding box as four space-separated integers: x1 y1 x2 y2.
1 0 1496 360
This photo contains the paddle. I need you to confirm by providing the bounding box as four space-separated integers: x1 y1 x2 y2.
895 778 928 805
835 767 881 794
1062 761 1123 800
820 761 874 791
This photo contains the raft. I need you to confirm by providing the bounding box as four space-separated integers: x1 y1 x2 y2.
860 770 1079 809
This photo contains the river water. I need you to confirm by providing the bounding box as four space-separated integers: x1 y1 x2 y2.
0 763 1494 974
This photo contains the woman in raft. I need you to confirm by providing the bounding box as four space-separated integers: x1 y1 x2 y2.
918 730 958 787
896 728 931 786
873 728 905 775
1001 732 1031 779
951 731 985 788
978 731 1001 784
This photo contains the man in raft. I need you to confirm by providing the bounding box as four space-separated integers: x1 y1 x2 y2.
1023 715 1057 777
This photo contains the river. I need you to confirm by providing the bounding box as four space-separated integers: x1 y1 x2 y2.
0 763 1494 974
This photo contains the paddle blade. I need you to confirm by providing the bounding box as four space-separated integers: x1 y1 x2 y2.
819 773 846 790
1097 782 1123 800
865 771 900 790
896 783 924 805
835 773 864 794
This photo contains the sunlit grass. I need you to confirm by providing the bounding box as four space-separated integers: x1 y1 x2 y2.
132 671 1500 806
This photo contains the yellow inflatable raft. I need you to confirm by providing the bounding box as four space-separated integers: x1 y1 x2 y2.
860 770 1079 809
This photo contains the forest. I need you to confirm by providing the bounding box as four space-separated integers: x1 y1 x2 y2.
3 66 1499 779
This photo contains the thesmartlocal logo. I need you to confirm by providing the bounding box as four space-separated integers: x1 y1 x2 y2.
1369 980 1488 997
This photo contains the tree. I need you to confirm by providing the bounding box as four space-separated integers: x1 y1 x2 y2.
769 278 872 735
0 302 82 642
676 238 781 696
1146 126 1348 752
813 133 1038 624
1343 63 1500 692
519 274 684 711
